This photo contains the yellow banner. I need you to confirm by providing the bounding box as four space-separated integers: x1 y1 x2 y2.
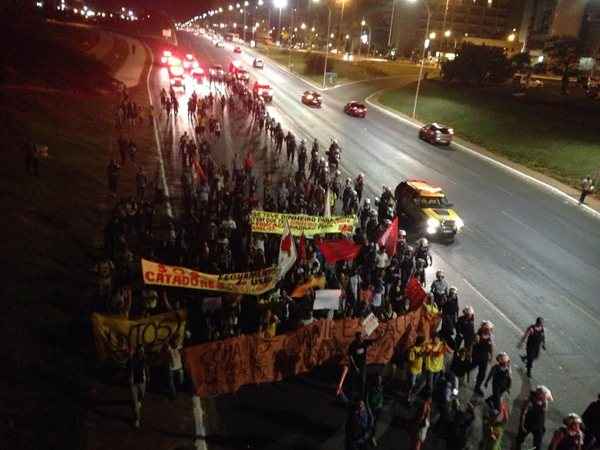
91 310 187 363
141 259 278 295
250 210 356 236
291 275 326 298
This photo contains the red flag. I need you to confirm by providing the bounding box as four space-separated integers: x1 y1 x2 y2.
405 277 427 311
193 161 207 182
317 239 361 264
244 151 254 171
378 216 399 257
298 233 307 262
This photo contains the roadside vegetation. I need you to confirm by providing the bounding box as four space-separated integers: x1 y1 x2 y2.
378 80 600 188
256 45 421 85
0 16 153 449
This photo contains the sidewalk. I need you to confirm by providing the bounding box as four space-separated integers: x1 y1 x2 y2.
366 91 600 218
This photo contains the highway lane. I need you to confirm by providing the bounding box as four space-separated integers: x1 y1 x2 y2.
184 35 600 416
146 33 600 447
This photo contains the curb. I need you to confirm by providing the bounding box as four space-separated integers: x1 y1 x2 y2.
364 90 600 220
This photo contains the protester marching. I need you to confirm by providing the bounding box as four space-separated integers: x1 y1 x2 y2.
88 66 597 450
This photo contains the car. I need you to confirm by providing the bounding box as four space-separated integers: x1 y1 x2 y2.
344 101 367 118
233 46 242 53
208 64 224 81
301 91 322 107
183 53 196 70
169 65 186 91
394 179 464 241
235 69 250 83
167 56 182 67
191 66 205 82
215 40 225 48
253 58 264 69
253 82 273 102
160 50 172 66
419 123 454 145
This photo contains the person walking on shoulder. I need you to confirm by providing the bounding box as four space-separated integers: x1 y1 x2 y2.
579 176 594 205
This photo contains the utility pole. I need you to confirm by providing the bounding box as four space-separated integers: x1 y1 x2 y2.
387 0 396 49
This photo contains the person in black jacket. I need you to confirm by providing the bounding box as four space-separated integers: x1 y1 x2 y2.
582 394 600 450
516 386 553 450
519 317 546 378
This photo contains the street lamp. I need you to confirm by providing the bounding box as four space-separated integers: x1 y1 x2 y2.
406 0 431 119
429 31 436 39
444 29 451 38
507 32 516 42
313 0 332 88
360 18 372 57
273 0 288 47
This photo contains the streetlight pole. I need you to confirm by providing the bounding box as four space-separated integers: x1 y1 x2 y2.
387 0 396 48
412 0 431 118
323 6 331 88
312 0 332 88
288 7 295 69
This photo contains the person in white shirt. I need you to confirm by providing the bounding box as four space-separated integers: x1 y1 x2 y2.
165 337 184 400
375 245 390 270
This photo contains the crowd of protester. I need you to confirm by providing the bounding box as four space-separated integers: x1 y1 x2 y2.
91 74 599 450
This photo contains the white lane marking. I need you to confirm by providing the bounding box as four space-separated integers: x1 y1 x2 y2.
364 92 600 221
501 210 538 234
145 45 173 219
495 185 514 197
192 395 208 450
463 278 523 335
558 293 600 329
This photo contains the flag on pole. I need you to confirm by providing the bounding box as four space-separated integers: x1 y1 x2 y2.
193 161 207 182
324 187 332 218
378 216 399 257
278 220 297 279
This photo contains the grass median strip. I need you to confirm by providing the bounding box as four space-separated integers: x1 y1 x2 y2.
255 46 421 86
378 81 600 188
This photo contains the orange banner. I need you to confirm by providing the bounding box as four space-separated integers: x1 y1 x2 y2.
141 259 278 295
184 308 436 397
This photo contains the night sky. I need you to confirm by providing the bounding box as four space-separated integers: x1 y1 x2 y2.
93 0 215 21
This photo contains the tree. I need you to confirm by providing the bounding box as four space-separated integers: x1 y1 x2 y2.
441 43 513 85
544 37 583 95
510 51 531 73
304 52 327 76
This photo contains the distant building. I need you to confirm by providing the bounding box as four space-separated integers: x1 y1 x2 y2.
519 0 600 51
388 0 522 56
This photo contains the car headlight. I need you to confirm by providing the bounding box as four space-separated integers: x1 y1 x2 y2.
426 218 440 228
456 218 464 230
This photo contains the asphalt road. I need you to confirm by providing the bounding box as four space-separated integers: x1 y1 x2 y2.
148 33 600 450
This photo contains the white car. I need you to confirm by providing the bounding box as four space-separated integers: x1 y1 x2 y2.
253 58 264 69
215 40 224 48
